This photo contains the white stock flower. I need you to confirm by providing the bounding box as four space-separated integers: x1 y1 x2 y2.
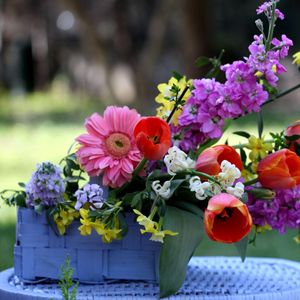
218 160 241 188
152 180 171 199
164 146 195 175
189 176 211 200
226 182 245 198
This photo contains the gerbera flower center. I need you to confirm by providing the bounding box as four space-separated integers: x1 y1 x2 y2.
105 133 131 158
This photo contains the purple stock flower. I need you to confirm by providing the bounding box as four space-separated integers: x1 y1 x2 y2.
248 185 300 234
171 1 291 151
26 162 65 207
74 183 105 210
272 34 293 58
256 1 284 20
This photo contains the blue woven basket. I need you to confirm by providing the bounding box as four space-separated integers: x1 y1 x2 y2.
14 208 160 283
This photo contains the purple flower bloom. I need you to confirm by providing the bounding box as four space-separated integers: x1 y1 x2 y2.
74 183 105 210
256 1 284 20
248 185 300 234
26 162 65 207
272 34 293 58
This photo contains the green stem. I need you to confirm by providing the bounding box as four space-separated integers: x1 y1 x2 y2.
262 82 300 107
132 158 147 178
149 204 158 219
244 177 259 186
178 169 220 185
166 85 189 124
265 1 276 52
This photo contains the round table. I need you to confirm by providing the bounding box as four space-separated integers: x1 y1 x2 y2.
0 256 300 299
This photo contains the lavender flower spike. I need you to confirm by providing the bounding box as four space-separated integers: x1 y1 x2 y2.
26 162 65 207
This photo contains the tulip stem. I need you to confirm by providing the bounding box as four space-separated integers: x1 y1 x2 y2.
244 177 259 186
166 85 190 124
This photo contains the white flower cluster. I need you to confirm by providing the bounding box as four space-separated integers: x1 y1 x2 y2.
164 146 195 175
188 160 245 200
218 160 245 198
189 177 211 200
152 180 171 199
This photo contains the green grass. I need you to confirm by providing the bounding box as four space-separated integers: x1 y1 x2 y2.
0 87 299 271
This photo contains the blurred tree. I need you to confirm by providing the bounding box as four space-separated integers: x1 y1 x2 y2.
0 0 299 107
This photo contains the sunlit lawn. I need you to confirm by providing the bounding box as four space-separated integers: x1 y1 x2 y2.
0 91 299 271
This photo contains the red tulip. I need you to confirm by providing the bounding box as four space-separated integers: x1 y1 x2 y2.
134 117 171 160
204 193 252 243
285 120 300 152
196 145 243 176
257 149 300 189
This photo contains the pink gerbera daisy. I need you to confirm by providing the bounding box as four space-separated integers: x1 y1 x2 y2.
76 106 142 188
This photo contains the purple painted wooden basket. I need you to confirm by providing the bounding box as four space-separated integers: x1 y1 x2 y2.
14 208 160 283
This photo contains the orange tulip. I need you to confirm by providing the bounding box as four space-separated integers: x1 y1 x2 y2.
257 149 300 189
134 117 171 160
196 145 243 176
204 193 252 243
285 120 300 152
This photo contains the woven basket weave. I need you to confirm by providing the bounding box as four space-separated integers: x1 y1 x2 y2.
14 208 160 283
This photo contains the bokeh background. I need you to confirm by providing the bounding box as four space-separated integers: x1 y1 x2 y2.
0 0 300 271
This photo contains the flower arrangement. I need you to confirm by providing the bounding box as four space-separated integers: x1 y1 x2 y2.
2 0 300 298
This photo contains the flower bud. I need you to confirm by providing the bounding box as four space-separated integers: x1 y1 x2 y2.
255 19 264 33
248 187 276 200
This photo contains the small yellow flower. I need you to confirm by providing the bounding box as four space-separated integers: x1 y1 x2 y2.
133 209 178 243
78 208 94 235
78 209 121 243
293 235 300 244
54 207 79 235
292 52 300 66
255 224 272 233
149 229 178 243
54 217 67 235
241 168 256 182
245 135 273 162
133 209 158 232
102 227 122 243
155 76 192 125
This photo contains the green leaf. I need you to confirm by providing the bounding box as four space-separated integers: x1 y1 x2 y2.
130 192 143 210
168 179 186 199
195 56 210 67
234 235 249 262
15 193 26 207
18 182 26 188
159 205 203 298
172 71 183 81
285 134 300 141
233 131 251 139
240 147 247 164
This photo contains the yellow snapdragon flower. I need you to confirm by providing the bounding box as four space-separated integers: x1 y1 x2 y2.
155 76 192 125
292 52 300 66
133 209 178 243
245 135 273 162
54 207 79 235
